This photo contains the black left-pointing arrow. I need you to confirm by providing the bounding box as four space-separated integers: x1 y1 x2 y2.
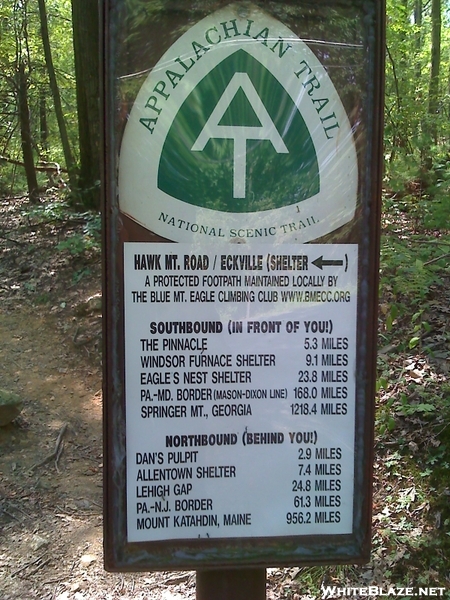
312 256 344 270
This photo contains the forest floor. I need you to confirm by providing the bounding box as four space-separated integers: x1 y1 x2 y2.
0 193 449 599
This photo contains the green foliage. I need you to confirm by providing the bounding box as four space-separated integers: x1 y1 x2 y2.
385 0 450 217
56 211 101 256
397 392 436 416
379 247 446 352
373 190 450 586
380 228 442 305
0 0 77 195
72 267 92 284
27 197 71 223
21 196 101 259
376 393 396 435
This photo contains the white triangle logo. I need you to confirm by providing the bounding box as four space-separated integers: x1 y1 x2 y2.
191 73 288 198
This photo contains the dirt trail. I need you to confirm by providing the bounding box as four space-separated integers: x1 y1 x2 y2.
0 302 202 599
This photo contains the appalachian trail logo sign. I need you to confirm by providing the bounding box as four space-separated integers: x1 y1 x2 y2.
119 3 358 243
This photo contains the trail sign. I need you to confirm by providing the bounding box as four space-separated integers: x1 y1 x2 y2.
103 0 385 572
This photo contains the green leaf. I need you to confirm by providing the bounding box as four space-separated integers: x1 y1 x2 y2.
409 336 420 349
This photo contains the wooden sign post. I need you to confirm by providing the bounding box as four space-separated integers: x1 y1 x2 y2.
102 1 385 595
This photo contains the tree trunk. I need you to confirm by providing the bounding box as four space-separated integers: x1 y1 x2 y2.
39 89 48 156
17 60 39 203
414 0 422 79
428 0 441 144
71 0 100 209
420 0 441 178
13 0 39 202
37 0 78 191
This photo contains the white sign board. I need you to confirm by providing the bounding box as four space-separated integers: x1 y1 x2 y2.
124 243 357 542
